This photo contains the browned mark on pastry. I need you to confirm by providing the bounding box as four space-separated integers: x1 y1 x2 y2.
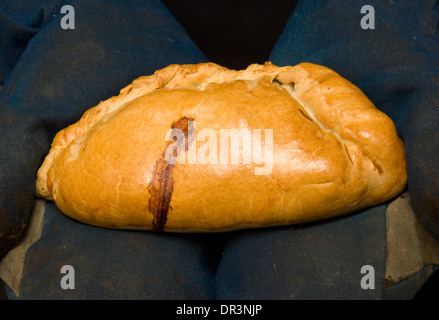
148 116 193 231
371 159 384 175
298 108 313 122
361 150 384 175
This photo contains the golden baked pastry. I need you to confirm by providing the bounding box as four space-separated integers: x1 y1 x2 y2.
36 62 407 232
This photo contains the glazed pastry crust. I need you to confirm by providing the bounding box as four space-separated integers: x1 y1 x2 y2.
36 62 407 232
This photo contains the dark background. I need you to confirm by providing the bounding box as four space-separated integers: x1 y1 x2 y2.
0 0 436 300
162 0 299 70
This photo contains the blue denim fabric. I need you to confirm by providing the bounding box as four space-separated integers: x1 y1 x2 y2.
215 206 386 299
1 0 438 299
20 203 219 299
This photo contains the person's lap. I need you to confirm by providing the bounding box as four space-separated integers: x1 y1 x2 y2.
1 0 438 299
18 203 221 299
